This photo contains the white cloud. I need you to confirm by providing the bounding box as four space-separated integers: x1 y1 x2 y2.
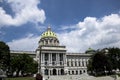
58 14 120 52
0 0 45 27
7 34 39 51
7 13 120 53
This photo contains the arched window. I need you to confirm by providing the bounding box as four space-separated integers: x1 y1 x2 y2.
83 70 86 73
46 40 48 45
61 69 64 75
45 69 48 75
72 71 74 75
53 69 57 75
76 70 78 75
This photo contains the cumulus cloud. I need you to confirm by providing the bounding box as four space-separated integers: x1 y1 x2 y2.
0 0 45 27
7 13 120 53
58 14 120 52
7 34 39 51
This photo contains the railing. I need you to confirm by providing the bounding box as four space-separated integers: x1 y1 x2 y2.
44 61 64 66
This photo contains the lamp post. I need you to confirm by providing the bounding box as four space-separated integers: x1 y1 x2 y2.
104 49 108 76
115 53 119 80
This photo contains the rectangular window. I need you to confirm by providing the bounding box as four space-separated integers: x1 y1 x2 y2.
59 54 63 61
45 53 48 61
71 61 73 66
67 61 69 66
79 61 81 66
52 54 56 61
75 61 77 66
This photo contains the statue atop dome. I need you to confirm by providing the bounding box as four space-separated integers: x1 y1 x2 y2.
47 25 51 31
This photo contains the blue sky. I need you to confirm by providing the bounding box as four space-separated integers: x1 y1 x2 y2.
0 0 120 52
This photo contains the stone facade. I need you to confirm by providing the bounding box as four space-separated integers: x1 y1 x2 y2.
10 27 92 76
35 27 92 76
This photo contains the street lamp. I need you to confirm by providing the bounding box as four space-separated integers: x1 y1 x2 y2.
104 49 109 76
115 53 119 79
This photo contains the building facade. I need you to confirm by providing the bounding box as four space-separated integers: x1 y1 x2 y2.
35 27 92 76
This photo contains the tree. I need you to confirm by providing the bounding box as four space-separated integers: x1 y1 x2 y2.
0 41 10 73
87 50 112 76
107 47 120 70
10 54 38 77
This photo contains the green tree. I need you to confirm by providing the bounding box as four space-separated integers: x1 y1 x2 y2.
87 50 112 76
10 54 38 77
0 41 10 73
107 47 120 70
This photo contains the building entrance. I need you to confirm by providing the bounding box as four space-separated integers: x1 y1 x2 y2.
53 69 57 75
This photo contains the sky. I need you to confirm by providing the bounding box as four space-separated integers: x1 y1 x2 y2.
0 0 120 53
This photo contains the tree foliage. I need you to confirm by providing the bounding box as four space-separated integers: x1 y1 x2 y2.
107 47 120 70
87 47 120 76
0 41 10 71
10 54 38 77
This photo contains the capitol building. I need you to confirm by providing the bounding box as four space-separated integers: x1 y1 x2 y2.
11 27 95 76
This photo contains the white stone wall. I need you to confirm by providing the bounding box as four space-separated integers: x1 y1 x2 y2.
66 54 91 75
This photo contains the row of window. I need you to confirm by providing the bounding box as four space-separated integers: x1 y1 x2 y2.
45 54 63 61
44 61 64 65
68 70 86 75
67 61 88 67
40 39 59 45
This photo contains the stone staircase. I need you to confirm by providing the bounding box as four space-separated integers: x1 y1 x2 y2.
43 74 119 80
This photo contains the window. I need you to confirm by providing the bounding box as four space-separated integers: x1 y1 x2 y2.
72 71 74 75
82 61 84 67
67 61 69 66
45 54 48 61
68 71 70 75
59 54 63 61
60 61 63 65
75 61 77 66
80 70 82 74
71 61 73 66
83 70 86 73
76 71 78 75
46 40 49 44
52 54 56 61
79 61 81 66
45 61 48 65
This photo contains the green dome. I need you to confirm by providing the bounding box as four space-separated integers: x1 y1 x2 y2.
85 47 96 54
87 48 94 51
41 27 57 38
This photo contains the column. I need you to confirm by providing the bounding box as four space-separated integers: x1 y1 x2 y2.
48 69 50 75
70 59 71 66
51 69 53 75
41 53 43 64
58 54 60 65
84 59 86 67
80 59 82 67
56 53 58 65
63 53 66 65
58 69 61 75
48 39 50 45
76 59 79 66
44 40 45 45
51 53 52 66
56 69 58 75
